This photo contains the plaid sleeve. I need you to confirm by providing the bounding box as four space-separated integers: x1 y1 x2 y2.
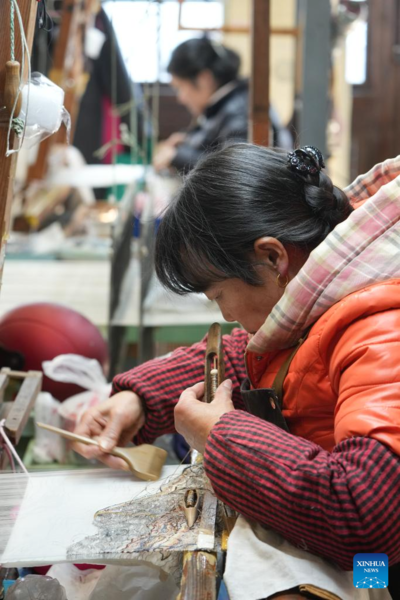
112 328 248 444
204 411 400 570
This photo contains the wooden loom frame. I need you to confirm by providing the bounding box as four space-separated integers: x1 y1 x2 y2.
0 0 38 260
0 0 41 470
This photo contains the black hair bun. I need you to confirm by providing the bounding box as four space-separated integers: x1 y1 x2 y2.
303 171 352 229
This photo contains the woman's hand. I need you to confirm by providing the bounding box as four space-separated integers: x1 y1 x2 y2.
153 143 178 171
153 133 186 171
174 379 234 454
165 132 186 147
72 391 145 470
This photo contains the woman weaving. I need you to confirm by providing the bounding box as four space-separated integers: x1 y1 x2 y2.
74 144 400 599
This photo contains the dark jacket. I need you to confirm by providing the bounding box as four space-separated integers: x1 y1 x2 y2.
171 79 291 173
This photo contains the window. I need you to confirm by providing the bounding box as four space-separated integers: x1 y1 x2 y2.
343 0 369 85
345 17 368 85
103 1 224 83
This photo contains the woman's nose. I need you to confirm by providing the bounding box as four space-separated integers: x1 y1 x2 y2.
221 308 235 323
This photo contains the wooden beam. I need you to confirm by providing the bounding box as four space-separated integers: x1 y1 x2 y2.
3 369 42 445
249 0 270 145
0 0 38 258
178 24 298 37
178 0 297 37
178 551 217 600
297 0 330 156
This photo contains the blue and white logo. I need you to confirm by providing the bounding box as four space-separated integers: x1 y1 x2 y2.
353 553 388 588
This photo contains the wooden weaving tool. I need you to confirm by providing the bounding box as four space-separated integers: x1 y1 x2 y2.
183 322 225 529
204 322 225 403
179 322 228 600
4 60 22 118
36 422 167 482
0 368 42 470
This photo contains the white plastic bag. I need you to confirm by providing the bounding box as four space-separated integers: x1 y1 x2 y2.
42 354 108 391
42 354 111 431
47 564 102 600
32 392 66 463
88 564 178 600
20 73 71 147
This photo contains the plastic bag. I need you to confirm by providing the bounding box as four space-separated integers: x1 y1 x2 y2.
46 564 102 600
32 392 66 464
6 574 67 600
88 564 178 600
20 73 71 148
42 354 108 392
42 355 111 431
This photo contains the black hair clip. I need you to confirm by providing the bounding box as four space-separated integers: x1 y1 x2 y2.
287 146 325 176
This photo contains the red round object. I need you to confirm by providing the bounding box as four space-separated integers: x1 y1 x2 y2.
0 303 108 401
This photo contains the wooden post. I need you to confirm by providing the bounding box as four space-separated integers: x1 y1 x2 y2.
0 0 38 266
297 0 330 157
249 0 270 146
27 0 82 181
178 551 217 600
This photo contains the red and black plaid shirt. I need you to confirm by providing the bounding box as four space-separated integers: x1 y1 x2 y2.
112 328 400 570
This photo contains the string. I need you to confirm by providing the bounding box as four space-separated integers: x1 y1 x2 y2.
6 0 31 156
10 0 15 62
1 441 16 472
0 420 29 476
0 470 29 558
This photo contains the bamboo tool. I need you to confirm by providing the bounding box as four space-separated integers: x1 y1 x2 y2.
183 322 225 528
184 489 200 529
204 325 237 540
204 322 225 403
180 323 227 600
36 422 167 481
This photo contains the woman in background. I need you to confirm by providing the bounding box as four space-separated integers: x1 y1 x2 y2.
154 37 291 172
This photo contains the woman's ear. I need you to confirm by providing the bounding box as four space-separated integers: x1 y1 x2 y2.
253 237 290 276
196 69 218 93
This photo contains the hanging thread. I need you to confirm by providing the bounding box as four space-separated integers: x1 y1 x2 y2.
6 0 31 156
9 0 26 139
10 0 15 62
0 419 29 475
9 0 24 134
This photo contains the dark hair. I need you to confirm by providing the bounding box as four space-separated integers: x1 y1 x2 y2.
167 37 240 88
155 143 353 295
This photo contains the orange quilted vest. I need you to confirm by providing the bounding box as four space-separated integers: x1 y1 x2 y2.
246 279 400 456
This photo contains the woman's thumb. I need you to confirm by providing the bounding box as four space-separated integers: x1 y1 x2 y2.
214 379 232 399
223 379 232 390
98 414 125 452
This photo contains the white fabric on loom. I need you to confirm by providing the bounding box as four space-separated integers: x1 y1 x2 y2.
0 466 184 567
4 468 391 599
224 516 392 600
